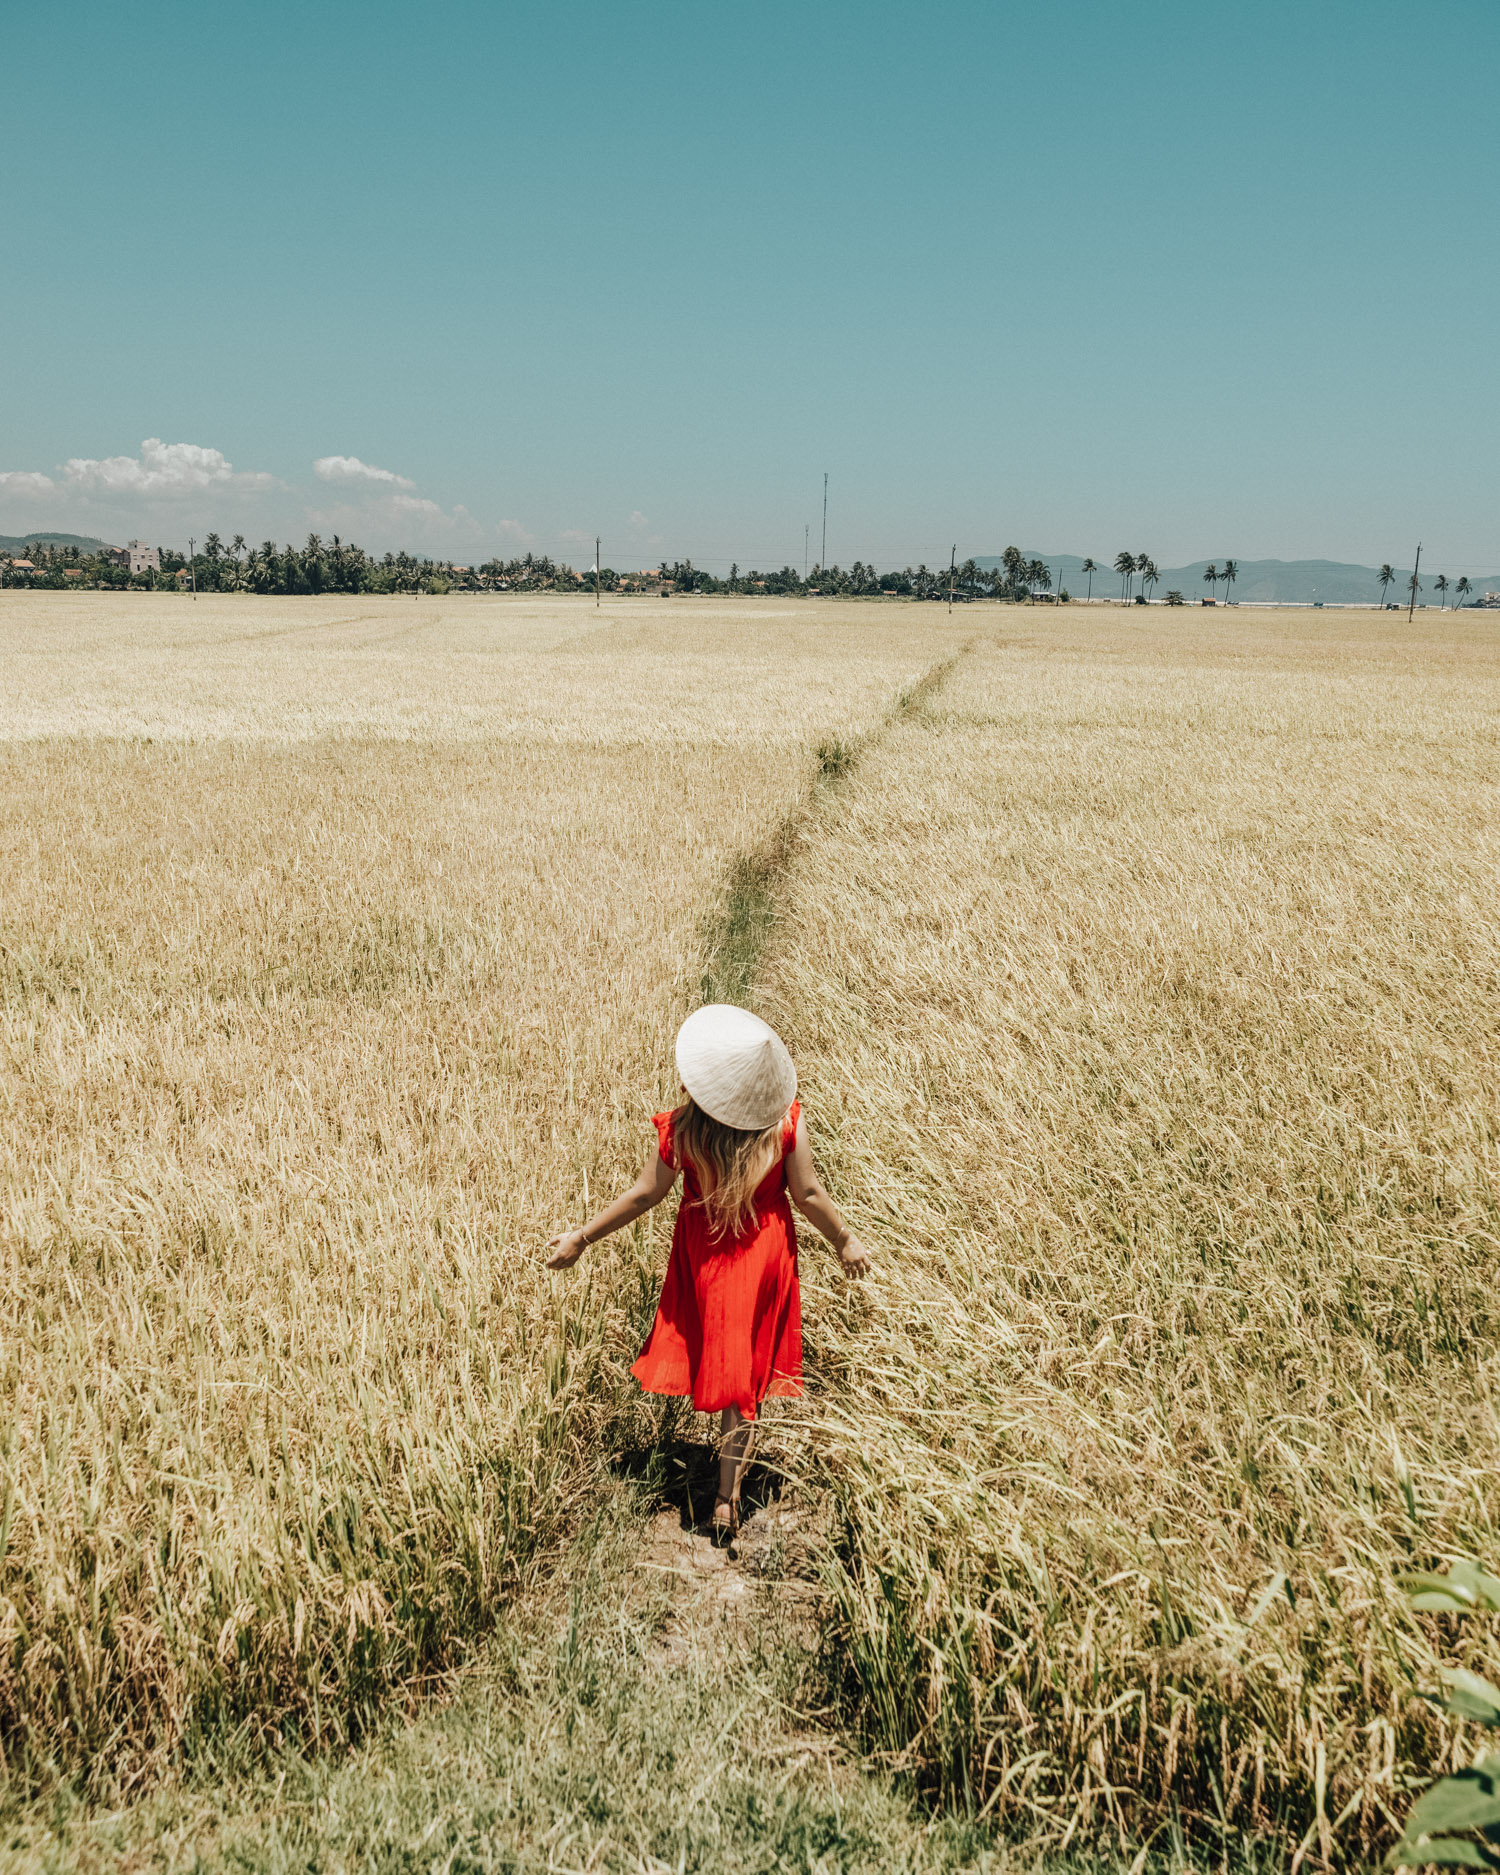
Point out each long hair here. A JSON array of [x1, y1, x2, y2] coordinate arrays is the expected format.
[[672, 1095, 786, 1240]]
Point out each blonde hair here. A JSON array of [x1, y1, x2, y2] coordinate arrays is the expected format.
[[672, 1095, 786, 1240]]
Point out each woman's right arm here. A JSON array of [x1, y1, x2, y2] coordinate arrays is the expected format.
[[544, 1137, 679, 1269]]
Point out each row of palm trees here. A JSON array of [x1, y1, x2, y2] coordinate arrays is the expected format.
[[1376, 564, 1472, 609], [1074, 553, 1238, 604]]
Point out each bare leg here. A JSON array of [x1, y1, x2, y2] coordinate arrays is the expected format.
[[714, 1405, 754, 1536]]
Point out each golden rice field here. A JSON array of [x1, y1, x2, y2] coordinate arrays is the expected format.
[[759, 607, 1500, 1852], [3, 591, 1498, 1866], [0, 592, 965, 1791]]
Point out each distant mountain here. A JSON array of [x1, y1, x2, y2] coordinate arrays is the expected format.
[[976, 553, 1500, 606], [0, 531, 117, 554]]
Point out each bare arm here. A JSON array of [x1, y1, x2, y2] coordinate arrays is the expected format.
[[785, 1113, 871, 1274], [544, 1137, 679, 1270]]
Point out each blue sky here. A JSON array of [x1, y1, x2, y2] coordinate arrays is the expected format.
[[2, 0, 1496, 571]]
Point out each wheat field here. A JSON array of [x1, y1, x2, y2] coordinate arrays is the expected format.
[[758, 607, 1500, 1852], [3, 593, 1496, 1866], [0, 592, 964, 1791]]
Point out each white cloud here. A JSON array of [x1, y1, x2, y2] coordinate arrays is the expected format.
[[629, 510, 648, 528], [313, 454, 416, 490], [306, 456, 481, 550], [0, 437, 487, 556], [61, 437, 274, 498], [0, 440, 276, 535], [0, 471, 57, 499]]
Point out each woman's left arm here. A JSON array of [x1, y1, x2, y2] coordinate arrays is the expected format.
[[785, 1114, 871, 1274]]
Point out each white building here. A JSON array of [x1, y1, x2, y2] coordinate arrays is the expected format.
[[111, 539, 160, 575]]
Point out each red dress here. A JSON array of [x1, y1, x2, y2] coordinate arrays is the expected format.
[[631, 1102, 803, 1419]]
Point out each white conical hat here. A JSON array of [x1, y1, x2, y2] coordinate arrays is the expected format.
[[675, 1004, 797, 1132]]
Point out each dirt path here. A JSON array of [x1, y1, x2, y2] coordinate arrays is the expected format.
[[639, 1498, 806, 1663], [621, 643, 978, 1700]]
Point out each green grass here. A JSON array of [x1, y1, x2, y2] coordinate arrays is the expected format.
[[6, 1478, 1014, 1875], [7, 1476, 1295, 1873], [6, 1473, 1285, 1873]]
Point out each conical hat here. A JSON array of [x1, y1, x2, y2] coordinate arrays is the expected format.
[[675, 1004, 797, 1132]]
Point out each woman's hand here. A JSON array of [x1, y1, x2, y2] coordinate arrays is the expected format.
[[837, 1233, 872, 1276], [544, 1229, 588, 1270]]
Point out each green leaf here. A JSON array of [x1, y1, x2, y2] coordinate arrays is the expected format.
[[1441, 1672, 1500, 1727], [1403, 1772, 1500, 1843], [1450, 1562, 1500, 1612], [1386, 1837, 1500, 1869], [1400, 1564, 1500, 1615], [1403, 1572, 1480, 1611]]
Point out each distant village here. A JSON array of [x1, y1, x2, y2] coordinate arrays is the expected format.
[[0, 536, 684, 596], [0, 535, 1042, 600], [2, 535, 1497, 605]]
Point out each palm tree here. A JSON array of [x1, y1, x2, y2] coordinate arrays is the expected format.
[[1203, 562, 1219, 602], [1141, 558, 1160, 601], [1027, 559, 1052, 601], [1114, 551, 1135, 603], [1081, 556, 1097, 601], [1378, 563, 1395, 608], [1456, 577, 1472, 605], [1407, 570, 1423, 608], [1001, 545, 1025, 599], [1221, 558, 1238, 604], [1434, 574, 1449, 609]]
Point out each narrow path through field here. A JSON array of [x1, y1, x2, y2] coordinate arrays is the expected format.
[[603, 637, 978, 1765]]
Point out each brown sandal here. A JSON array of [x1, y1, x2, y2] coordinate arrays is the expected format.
[[711, 1493, 739, 1544]]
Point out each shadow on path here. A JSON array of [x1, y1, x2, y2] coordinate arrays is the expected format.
[[611, 1431, 785, 1535]]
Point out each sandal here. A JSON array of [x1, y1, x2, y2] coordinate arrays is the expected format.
[[711, 1493, 740, 1544]]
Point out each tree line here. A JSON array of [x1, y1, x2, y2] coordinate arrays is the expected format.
[[3, 534, 1484, 606], [1, 535, 472, 594], [0, 536, 1074, 600], [657, 551, 1060, 598]]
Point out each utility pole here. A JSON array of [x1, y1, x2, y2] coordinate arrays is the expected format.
[[188, 536, 197, 600], [804, 525, 809, 581], [1408, 541, 1422, 622], [821, 473, 827, 571], [595, 536, 601, 609], [947, 543, 956, 614]]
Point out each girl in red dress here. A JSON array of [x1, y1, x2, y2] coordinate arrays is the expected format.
[[545, 1005, 870, 1538]]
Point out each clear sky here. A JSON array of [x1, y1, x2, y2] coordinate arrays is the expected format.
[[2, 0, 1496, 572]]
